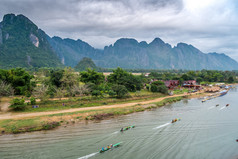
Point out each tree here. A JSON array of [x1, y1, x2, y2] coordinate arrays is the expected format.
[[0, 80, 14, 97], [80, 69, 105, 85], [32, 84, 49, 102], [118, 74, 143, 92], [150, 81, 168, 94], [111, 84, 129, 98], [196, 77, 203, 84], [50, 69, 64, 87], [60, 67, 78, 89], [107, 67, 129, 84], [7, 68, 33, 95], [228, 76, 234, 83]]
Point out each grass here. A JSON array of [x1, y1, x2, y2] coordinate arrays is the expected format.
[[0, 96, 184, 134], [21, 92, 166, 112]]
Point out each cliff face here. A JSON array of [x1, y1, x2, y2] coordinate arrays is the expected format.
[[0, 14, 62, 68]]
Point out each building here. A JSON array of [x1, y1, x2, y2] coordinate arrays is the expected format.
[[163, 80, 180, 89], [183, 80, 201, 89]]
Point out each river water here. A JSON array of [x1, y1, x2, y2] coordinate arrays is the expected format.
[[0, 87, 238, 159]]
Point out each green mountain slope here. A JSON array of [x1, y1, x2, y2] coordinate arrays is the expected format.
[[74, 57, 97, 71], [0, 14, 63, 69]]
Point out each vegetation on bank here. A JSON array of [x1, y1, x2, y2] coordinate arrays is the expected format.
[[0, 67, 237, 112], [0, 96, 184, 134]]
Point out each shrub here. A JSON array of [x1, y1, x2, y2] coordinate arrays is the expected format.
[[30, 97, 36, 105], [112, 84, 129, 98], [108, 90, 116, 97], [10, 98, 26, 111], [91, 90, 102, 97]]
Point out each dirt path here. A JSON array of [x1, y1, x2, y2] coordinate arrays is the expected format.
[[0, 93, 197, 120]]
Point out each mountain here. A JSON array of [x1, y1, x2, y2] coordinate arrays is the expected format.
[[47, 36, 102, 67], [0, 13, 237, 70], [50, 36, 238, 70], [75, 57, 97, 71], [0, 14, 63, 68]]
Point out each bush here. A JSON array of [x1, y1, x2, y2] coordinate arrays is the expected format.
[[10, 98, 26, 111], [91, 90, 102, 97], [108, 90, 116, 97], [112, 84, 129, 98], [30, 97, 36, 105], [151, 84, 158, 92]]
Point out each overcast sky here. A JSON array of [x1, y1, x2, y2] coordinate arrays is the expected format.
[[1, 0, 238, 61]]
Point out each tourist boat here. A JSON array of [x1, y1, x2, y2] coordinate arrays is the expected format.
[[99, 143, 121, 153], [120, 125, 135, 132], [171, 118, 181, 123], [219, 90, 228, 96]]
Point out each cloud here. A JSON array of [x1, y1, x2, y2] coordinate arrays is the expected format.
[[0, 0, 238, 61]]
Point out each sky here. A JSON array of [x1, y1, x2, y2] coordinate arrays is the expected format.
[[0, 0, 238, 61]]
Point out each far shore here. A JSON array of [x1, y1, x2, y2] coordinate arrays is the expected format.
[[0, 90, 213, 135]]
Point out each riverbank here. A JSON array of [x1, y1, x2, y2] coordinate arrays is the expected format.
[[0, 96, 185, 134], [0, 90, 210, 134]]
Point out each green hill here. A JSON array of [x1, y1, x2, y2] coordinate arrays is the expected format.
[[75, 57, 97, 71], [0, 14, 63, 69]]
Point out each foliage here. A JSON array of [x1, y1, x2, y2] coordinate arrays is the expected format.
[[32, 84, 49, 102], [108, 67, 143, 92], [91, 90, 102, 97], [111, 84, 129, 98], [10, 97, 26, 110], [80, 69, 105, 85], [0, 80, 14, 96], [30, 97, 36, 105], [150, 81, 168, 94], [50, 69, 64, 87]]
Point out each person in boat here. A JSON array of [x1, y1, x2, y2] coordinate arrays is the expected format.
[[226, 104, 229, 107], [102, 147, 104, 151], [107, 145, 110, 149], [110, 144, 113, 148], [171, 119, 175, 123], [120, 128, 123, 132]]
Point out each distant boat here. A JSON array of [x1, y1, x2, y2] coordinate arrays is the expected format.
[[219, 90, 228, 96]]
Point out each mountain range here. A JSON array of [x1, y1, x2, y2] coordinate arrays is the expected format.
[[0, 13, 238, 70]]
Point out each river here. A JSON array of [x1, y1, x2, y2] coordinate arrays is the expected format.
[[0, 87, 238, 159]]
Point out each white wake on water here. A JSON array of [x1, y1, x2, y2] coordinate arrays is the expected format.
[[78, 152, 99, 159], [153, 122, 171, 129], [208, 106, 215, 110], [219, 106, 226, 110]]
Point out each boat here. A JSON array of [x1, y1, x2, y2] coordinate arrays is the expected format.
[[171, 118, 181, 123], [226, 104, 229, 107], [99, 142, 121, 153], [219, 90, 228, 96], [120, 125, 135, 132]]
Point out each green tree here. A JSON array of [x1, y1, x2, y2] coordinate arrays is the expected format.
[[228, 76, 234, 83], [80, 69, 105, 85], [50, 69, 64, 87], [7, 68, 33, 95], [111, 84, 129, 98], [107, 67, 129, 84]]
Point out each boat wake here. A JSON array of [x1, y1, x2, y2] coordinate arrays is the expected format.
[[219, 106, 226, 110], [111, 131, 119, 134], [208, 106, 215, 110], [78, 152, 99, 159], [153, 122, 171, 129]]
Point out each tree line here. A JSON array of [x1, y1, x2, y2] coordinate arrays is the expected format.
[[0, 67, 237, 101]]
